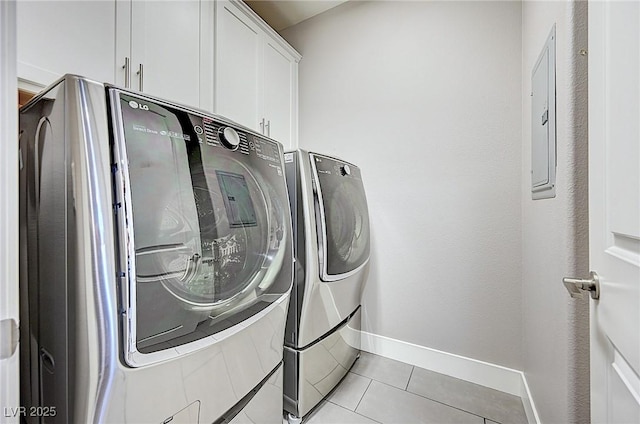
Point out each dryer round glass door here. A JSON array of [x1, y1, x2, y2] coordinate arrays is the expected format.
[[325, 179, 368, 267], [114, 92, 292, 359], [310, 154, 370, 280]]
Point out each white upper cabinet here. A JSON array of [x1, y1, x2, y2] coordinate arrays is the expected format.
[[263, 40, 295, 147], [116, 0, 213, 110], [215, 0, 300, 149], [16, 0, 297, 143], [17, 1, 117, 88], [215, 2, 261, 130]]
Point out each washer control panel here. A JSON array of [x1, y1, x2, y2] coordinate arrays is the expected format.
[[218, 126, 240, 150]]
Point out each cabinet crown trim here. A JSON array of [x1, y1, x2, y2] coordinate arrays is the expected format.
[[229, 0, 301, 62]]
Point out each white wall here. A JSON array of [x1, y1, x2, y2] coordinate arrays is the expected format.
[[282, 1, 524, 369], [521, 1, 589, 423]]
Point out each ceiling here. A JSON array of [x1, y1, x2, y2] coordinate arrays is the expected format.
[[244, 0, 348, 31]]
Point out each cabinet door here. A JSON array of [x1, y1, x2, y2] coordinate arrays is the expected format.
[[131, 0, 201, 107], [17, 1, 116, 87], [115, 0, 131, 88], [263, 40, 295, 149], [215, 1, 261, 131]]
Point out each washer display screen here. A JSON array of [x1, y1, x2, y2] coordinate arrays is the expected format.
[[217, 171, 258, 227]]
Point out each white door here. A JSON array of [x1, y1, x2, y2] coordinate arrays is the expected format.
[[589, 1, 640, 422]]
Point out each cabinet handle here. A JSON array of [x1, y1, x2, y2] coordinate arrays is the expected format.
[[259, 118, 265, 134], [265, 120, 271, 137], [122, 57, 130, 88], [136, 63, 144, 91]]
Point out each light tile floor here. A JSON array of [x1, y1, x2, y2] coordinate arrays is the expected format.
[[304, 352, 528, 424]]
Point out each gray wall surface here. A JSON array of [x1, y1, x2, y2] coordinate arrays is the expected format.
[[282, 0, 524, 370], [521, 2, 589, 423]]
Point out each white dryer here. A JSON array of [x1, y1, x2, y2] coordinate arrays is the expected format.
[[283, 150, 370, 420]]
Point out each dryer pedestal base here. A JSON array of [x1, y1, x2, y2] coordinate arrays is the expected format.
[[283, 307, 361, 419], [226, 363, 283, 424]]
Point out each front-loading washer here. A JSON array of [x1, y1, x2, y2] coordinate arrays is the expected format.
[[282, 149, 370, 420], [18, 75, 292, 423]]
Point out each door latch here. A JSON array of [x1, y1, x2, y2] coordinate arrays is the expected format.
[[563, 271, 600, 299]]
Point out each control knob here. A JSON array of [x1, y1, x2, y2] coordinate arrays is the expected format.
[[340, 164, 351, 176], [218, 126, 240, 150]]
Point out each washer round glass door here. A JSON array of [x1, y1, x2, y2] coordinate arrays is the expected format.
[[116, 92, 292, 357], [310, 153, 370, 281]]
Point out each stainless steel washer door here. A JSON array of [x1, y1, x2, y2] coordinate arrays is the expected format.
[[112, 91, 292, 365], [134, 164, 270, 308]]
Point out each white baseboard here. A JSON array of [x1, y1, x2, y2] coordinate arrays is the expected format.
[[519, 374, 541, 424], [360, 331, 541, 424]]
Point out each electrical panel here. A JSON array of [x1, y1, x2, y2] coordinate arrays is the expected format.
[[531, 26, 557, 200]]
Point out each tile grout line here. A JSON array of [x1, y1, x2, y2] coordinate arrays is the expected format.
[[373, 378, 490, 422], [405, 365, 415, 391], [353, 407, 383, 424], [328, 395, 383, 424], [403, 373, 521, 423], [353, 377, 373, 413], [346, 354, 519, 423]]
